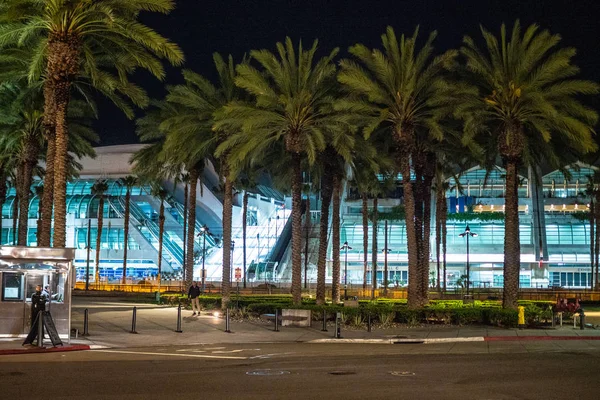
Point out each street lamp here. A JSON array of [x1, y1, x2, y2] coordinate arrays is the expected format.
[[340, 241, 353, 300], [383, 220, 392, 296], [230, 240, 235, 283], [459, 225, 478, 296], [197, 225, 210, 293]]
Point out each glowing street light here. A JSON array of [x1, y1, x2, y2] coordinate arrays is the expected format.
[[340, 241, 353, 299], [459, 225, 478, 295]]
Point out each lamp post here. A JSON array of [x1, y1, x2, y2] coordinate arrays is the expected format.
[[340, 241, 352, 300], [459, 225, 478, 295], [230, 240, 235, 283], [198, 225, 209, 293]]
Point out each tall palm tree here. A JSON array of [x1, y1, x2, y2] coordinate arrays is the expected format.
[[92, 179, 108, 285], [456, 21, 599, 308], [119, 175, 138, 284], [216, 38, 350, 305], [338, 27, 457, 308], [0, 0, 184, 248], [151, 184, 169, 288], [161, 54, 247, 308]]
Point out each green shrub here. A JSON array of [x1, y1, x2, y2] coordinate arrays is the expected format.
[[484, 308, 518, 327], [451, 308, 484, 325]]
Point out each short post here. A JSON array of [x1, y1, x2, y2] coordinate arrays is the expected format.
[[175, 304, 183, 333], [36, 311, 44, 347], [518, 306, 525, 329], [321, 311, 327, 332], [367, 313, 372, 333], [82, 308, 89, 336], [551, 311, 555, 328], [559, 312, 563, 327], [579, 308, 585, 330], [225, 308, 231, 333], [334, 312, 342, 339], [130, 306, 138, 334], [274, 309, 280, 332]]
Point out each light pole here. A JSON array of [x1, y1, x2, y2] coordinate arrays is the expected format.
[[198, 225, 209, 293], [230, 240, 235, 283], [459, 225, 478, 296], [340, 241, 352, 299]]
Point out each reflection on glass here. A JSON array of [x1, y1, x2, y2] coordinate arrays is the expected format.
[[2, 273, 24, 301]]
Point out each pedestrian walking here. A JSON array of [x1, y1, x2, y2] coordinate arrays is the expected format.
[[188, 281, 201, 316]]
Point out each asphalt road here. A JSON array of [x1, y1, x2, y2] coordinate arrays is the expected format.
[[2, 343, 600, 399]]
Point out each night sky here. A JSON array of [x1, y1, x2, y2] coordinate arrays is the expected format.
[[96, 0, 600, 146]]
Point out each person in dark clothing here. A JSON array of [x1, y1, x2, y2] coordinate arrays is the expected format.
[[188, 281, 201, 316], [23, 285, 47, 346], [31, 285, 47, 325]]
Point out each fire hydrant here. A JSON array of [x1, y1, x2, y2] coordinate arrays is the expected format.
[[518, 306, 525, 329]]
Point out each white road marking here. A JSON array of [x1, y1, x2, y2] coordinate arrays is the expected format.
[[93, 349, 248, 359]]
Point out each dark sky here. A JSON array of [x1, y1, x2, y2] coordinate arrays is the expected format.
[[96, 0, 600, 146]]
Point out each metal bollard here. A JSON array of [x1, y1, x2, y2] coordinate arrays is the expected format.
[[225, 308, 231, 333], [334, 312, 342, 339], [37, 311, 44, 347], [579, 308, 585, 330], [274, 309, 280, 332], [82, 308, 89, 336], [175, 304, 183, 333], [130, 306, 138, 334], [321, 311, 327, 332], [551, 312, 555, 329], [367, 313, 372, 333]]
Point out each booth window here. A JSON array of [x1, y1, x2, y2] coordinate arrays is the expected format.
[[2, 273, 24, 301]]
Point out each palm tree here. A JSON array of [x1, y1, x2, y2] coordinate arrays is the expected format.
[[161, 54, 248, 308], [119, 176, 138, 284], [216, 38, 350, 305], [0, 0, 184, 248], [456, 21, 599, 308], [91, 179, 108, 285], [315, 153, 335, 305], [151, 184, 169, 289], [338, 26, 457, 308]]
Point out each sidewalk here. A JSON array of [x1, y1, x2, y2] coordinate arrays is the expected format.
[[2, 298, 600, 355]]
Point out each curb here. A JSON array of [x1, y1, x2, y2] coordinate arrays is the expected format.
[[484, 336, 600, 341], [0, 344, 91, 356], [308, 337, 485, 344]]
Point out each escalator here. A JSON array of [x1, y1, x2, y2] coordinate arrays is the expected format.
[[108, 197, 184, 268]]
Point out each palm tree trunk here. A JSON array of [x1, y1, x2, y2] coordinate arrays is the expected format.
[[291, 153, 303, 305], [95, 196, 104, 285], [362, 193, 368, 290], [158, 199, 165, 285], [316, 170, 333, 305], [243, 190, 248, 289], [502, 160, 521, 309], [0, 171, 7, 245], [185, 169, 199, 290], [49, 37, 80, 249], [400, 153, 419, 309], [442, 193, 448, 293], [182, 182, 188, 284], [122, 189, 131, 284], [371, 196, 378, 298], [12, 190, 18, 245], [419, 172, 433, 306], [304, 193, 310, 289], [590, 201, 595, 290], [593, 191, 600, 290], [39, 81, 56, 248], [52, 95, 71, 248], [221, 165, 234, 310], [18, 162, 33, 246], [331, 174, 341, 304], [435, 186, 442, 293]]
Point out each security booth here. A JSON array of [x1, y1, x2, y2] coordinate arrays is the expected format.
[[0, 247, 75, 340]]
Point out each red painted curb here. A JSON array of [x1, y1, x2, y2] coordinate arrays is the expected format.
[[485, 336, 600, 341], [0, 344, 91, 356]]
